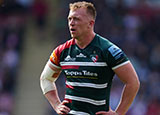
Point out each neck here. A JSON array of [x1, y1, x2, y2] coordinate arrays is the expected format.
[[75, 32, 95, 49]]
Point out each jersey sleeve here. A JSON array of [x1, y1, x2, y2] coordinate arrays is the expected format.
[[106, 44, 129, 70], [49, 47, 61, 68]]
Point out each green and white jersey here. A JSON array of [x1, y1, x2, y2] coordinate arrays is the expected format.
[[50, 34, 129, 115]]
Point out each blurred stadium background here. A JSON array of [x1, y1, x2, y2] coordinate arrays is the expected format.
[[0, 0, 160, 115]]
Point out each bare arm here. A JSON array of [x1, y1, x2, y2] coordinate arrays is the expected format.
[[96, 62, 140, 115], [45, 85, 61, 110], [45, 87, 70, 114], [114, 62, 140, 115], [40, 61, 70, 114]]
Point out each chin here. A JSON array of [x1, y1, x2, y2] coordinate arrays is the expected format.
[[71, 35, 77, 39]]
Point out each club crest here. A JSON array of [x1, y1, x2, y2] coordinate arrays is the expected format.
[[91, 55, 98, 62]]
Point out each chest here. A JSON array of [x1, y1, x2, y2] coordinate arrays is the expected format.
[[60, 45, 114, 82], [60, 45, 104, 63]]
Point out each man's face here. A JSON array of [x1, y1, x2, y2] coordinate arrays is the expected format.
[[68, 8, 92, 39]]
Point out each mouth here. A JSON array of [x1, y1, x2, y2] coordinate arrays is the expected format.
[[70, 28, 76, 33]]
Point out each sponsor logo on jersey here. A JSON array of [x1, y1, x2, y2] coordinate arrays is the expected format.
[[76, 53, 87, 58], [64, 55, 76, 61], [64, 70, 98, 77], [50, 51, 59, 65], [108, 45, 122, 60], [52, 56, 55, 62]]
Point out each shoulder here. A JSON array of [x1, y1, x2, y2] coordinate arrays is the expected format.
[[56, 39, 75, 51], [95, 34, 125, 58], [94, 34, 113, 51], [50, 39, 75, 66], [54, 39, 75, 55]]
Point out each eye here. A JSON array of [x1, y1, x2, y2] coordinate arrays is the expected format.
[[74, 17, 80, 21], [68, 17, 72, 21]]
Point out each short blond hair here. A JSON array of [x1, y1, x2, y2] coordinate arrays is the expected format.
[[69, 1, 97, 20]]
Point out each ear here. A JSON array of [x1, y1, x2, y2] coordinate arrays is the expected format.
[[89, 20, 95, 28]]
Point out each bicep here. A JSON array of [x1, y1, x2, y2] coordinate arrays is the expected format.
[[113, 62, 139, 84]]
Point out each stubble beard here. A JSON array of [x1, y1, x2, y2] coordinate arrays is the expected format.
[[71, 33, 78, 40]]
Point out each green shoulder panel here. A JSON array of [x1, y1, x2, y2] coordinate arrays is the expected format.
[[94, 34, 129, 69]]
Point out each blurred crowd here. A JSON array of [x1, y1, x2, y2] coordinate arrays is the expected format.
[[0, 1, 26, 115], [0, 0, 48, 114]]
